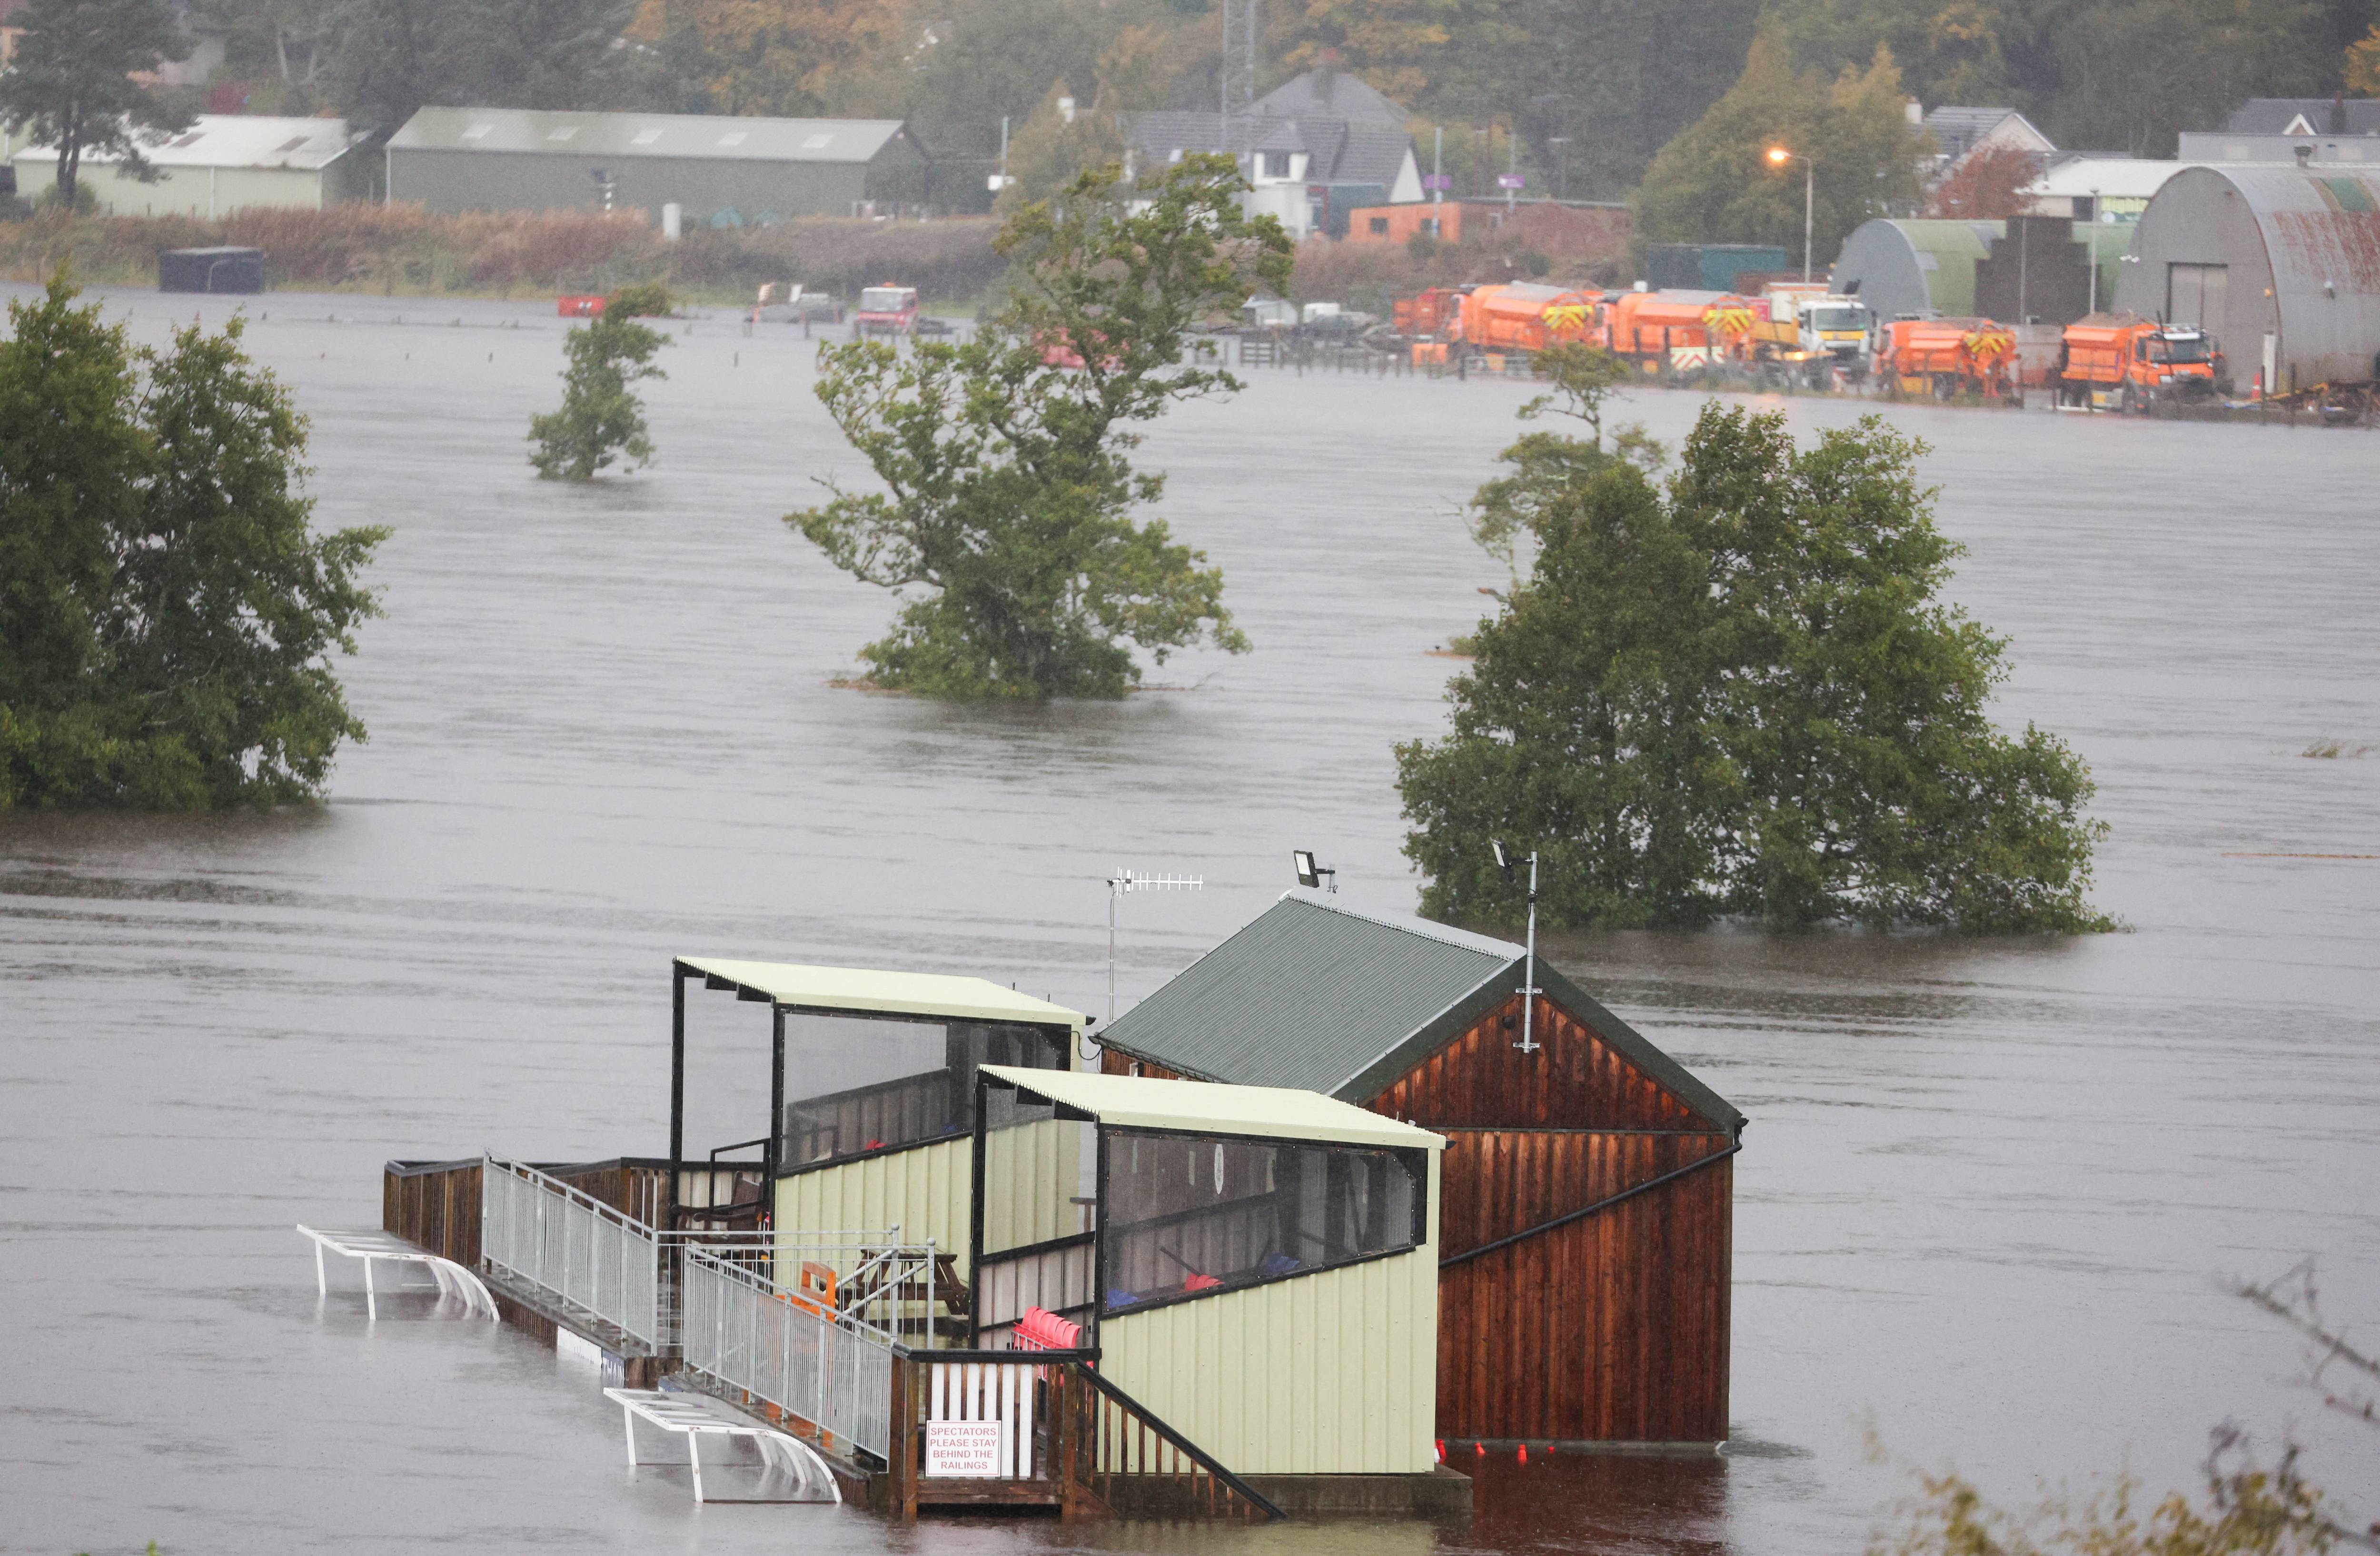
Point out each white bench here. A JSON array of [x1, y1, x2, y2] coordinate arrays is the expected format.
[[604, 1388, 842, 1504], [295, 1226, 498, 1321]]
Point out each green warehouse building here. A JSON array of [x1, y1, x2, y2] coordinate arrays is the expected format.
[[385, 107, 930, 224]]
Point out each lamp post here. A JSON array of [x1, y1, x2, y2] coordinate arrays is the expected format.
[[1767, 145, 1814, 283]]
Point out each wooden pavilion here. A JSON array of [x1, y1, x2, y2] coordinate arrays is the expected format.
[[1092, 889, 1744, 1449]]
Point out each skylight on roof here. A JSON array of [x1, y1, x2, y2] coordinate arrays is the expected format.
[[719, 131, 749, 146], [632, 128, 664, 145], [274, 136, 310, 153], [168, 131, 205, 149], [547, 127, 579, 141], [461, 124, 492, 140], [803, 132, 833, 149]]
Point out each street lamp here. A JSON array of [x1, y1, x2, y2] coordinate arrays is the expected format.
[[1767, 145, 1814, 283]]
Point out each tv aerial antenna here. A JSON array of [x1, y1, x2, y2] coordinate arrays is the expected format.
[[1105, 868, 1203, 1027], [1492, 840, 1541, 1054]]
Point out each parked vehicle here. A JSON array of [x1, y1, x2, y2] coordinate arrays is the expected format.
[[2055, 312, 2220, 409], [1453, 282, 1603, 355], [852, 283, 921, 339], [1749, 285, 1875, 384], [1881, 317, 2018, 398], [1391, 285, 1468, 340], [1605, 289, 1748, 374]]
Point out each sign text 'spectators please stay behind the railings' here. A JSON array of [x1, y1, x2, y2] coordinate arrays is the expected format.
[[924, 1421, 1005, 1477]]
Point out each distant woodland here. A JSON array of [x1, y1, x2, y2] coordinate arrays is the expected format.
[[202, 0, 2380, 198]]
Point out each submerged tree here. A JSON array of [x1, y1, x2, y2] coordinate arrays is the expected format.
[[529, 283, 673, 481], [1398, 402, 2109, 933], [0, 274, 386, 809], [789, 153, 1290, 700]]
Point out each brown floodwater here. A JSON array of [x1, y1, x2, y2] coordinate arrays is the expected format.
[[1, 287, 2375, 1555]]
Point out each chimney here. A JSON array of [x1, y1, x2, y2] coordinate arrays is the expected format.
[[1905, 98, 1923, 126], [2295, 143, 2313, 167]]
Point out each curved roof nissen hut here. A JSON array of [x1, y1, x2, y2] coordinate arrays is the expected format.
[[1830, 218, 2005, 319], [2114, 164, 2380, 391]]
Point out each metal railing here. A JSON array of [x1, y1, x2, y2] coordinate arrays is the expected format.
[[681, 1246, 897, 1461], [483, 1156, 672, 1350]]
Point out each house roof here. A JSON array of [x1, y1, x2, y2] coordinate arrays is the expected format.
[[1924, 107, 2054, 162], [2221, 99, 2380, 137], [1093, 890, 1744, 1131], [388, 107, 913, 163], [2023, 157, 2195, 200], [676, 956, 1084, 1028], [1125, 111, 1414, 185], [11, 114, 358, 171], [982, 1064, 1445, 1151], [1252, 69, 1409, 129]]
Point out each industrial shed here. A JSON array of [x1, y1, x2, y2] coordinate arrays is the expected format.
[[1094, 890, 1743, 1448], [1830, 217, 2004, 319], [2115, 164, 2380, 392], [385, 107, 929, 222], [11, 115, 361, 216]]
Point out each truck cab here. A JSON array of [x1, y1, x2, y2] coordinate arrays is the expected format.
[[852, 284, 921, 339], [1752, 286, 1874, 384], [2056, 314, 2220, 409]]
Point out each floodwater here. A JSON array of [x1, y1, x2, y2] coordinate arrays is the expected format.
[[2, 287, 2376, 1556]]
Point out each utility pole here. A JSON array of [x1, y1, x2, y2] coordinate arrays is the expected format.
[[2087, 188, 2100, 315], [1801, 156, 1813, 282], [1433, 125, 1443, 216], [1219, 0, 1257, 173], [1492, 842, 1541, 1054], [1506, 122, 1518, 215]]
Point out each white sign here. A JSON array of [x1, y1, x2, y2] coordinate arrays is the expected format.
[[924, 1420, 1005, 1477]]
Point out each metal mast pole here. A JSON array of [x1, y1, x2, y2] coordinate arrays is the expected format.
[[1802, 159, 1814, 283], [1220, 0, 1257, 173], [1518, 852, 1541, 1054]]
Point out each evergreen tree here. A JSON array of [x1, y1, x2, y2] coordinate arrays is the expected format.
[[0, 275, 386, 809], [1398, 402, 2108, 934], [0, 0, 193, 206]]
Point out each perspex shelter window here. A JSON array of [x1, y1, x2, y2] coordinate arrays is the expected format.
[[1100, 1130, 1426, 1315], [777, 1016, 1064, 1172]]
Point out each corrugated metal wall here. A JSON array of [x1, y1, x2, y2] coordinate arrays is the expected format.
[[774, 1138, 972, 1259], [1099, 1154, 1439, 1476], [980, 1118, 1082, 1254]]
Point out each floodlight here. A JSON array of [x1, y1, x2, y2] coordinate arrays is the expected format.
[[1293, 850, 1321, 888], [1492, 839, 1514, 883]]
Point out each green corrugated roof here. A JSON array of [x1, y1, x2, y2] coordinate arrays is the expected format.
[[388, 107, 912, 164], [1892, 219, 2003, 315], [1097, 892, 1743, 1133]]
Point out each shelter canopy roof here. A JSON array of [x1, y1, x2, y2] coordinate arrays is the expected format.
[[981, 1064, 1444, 1150], [676, 955, 1083, 1029]]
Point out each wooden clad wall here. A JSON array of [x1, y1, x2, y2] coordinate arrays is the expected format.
[[1382, 990, 1736, 1446], [1435, 1131, 1731, 1443], [1372, 994, 1720, 1131], [384, 1160, 482, 1266]]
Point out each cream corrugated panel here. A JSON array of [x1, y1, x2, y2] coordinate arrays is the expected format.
[[774, 1139, 972, 1260], [980, 1119, 1081, 1253], [1100, 1245, 1437, 1472]]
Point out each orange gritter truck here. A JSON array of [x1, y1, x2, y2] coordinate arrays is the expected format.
[[1604, 289, 1751, 373], [2054, 312, 2220, 410], [1880, 317, 2018, 398], [1453, 281, 1605, 354]]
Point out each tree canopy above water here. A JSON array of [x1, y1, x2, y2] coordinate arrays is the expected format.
[[1398, 399, 2110, 934], [0, 275, 385, 809]]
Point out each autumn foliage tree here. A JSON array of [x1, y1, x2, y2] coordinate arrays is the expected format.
[[1926, 144, 2044, 219]]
